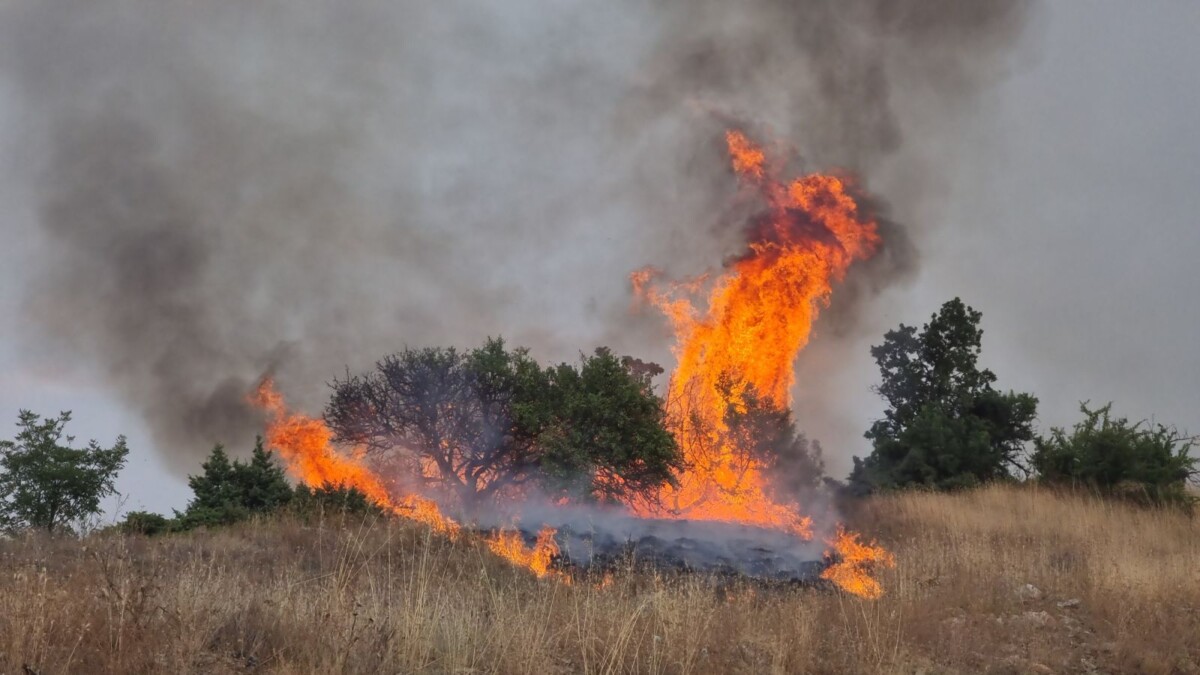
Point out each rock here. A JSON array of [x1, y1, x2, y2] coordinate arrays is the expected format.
[[1017, 583, 1043, 601], [1030, 664, 1055, 674], [1057, 598, 1081, 609]]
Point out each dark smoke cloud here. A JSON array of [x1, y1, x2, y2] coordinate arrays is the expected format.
[[1, 0, 1033, 473], [614, 0, 1034, 465]]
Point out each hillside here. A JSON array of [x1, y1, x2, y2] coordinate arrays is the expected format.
[[2, 485, 1196, 674]]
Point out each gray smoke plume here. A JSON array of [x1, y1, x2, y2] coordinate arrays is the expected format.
[[0, 0, 1033, 474]]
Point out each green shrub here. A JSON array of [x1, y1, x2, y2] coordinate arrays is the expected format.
[[290, 482, 388, 519], [1033, 402, 1198, 506], [120, 510, 174, 535]]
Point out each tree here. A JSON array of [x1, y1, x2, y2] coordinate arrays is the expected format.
[[720, 380, 826, 503], [176, 438, 294, 529], [853, 299, 1038, 491], [538, 347, 680, 502], [325, 337, 681, 511], [0, 410, 129, 535], [1032, 402, 1198, 505]]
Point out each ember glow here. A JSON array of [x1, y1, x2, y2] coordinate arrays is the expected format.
[[631, 130, 894, 595]]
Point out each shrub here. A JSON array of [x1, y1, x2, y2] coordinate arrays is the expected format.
[[175, 438, 294, 530], [290, 482, 388, 519], [120, 510, 173, 536], [1033, 402, 1198, 506]]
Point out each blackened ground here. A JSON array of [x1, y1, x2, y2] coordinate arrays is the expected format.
[[504, 517, 830, 583]]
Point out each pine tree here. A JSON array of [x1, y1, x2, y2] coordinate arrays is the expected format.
[[176, 437, 294, 529]]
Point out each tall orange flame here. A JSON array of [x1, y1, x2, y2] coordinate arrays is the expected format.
[[246, 130, 895, 596], [632, 130, 894, 595]]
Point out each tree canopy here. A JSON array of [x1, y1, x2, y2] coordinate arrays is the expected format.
[[0, 410, 128, 534], [176, 438, 293, 529], [852, 298, 1038, 492], [325, 338, 681, 510]]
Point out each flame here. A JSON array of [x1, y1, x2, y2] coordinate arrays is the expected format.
[[245, 129, 896, 597], [725, 129, 766, 180], [252, 380, 564, 579], [631, 130, 894, 596], [821, 526, 896, 599], [632, 130, 877, 533], [251, 379, 461, 536], [486, 526, 562, 580]]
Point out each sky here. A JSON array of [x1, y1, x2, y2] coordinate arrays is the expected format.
[[0, 1, 1197, 518]]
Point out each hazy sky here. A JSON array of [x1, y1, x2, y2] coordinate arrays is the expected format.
[[1, 1, 1197, 518]]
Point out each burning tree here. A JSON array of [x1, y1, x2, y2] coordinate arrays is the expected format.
[[248, 129, 897, 597], [324, 338, 681, 511]]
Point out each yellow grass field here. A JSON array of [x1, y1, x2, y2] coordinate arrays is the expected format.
[[2, 485, 1197, 674]]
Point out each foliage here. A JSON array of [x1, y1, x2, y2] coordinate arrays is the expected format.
[[121, 510, 172, 536], [1033, 402, 1198, 506], [852, 298, 1038, 492], [0, 410, 129, 535], [174, 438, 294, 530], [538, 347, 680, 502], [720, 380, 825, 503], [325, 337, 681, 510], [291, 482, 388, 518]]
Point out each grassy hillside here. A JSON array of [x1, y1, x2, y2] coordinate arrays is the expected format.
[[2, 485, 1197, 674]]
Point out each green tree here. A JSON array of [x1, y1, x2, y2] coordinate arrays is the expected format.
[[0, 410, 129, 534], [720, 379, 825, 503], [539, 347, 680, 502], [234, 438, 294, 512], [1032, 402, 1198, 505], [853, 299, 1038, 492], [176, 437, 294, 529], [325, 337, 681, 511]]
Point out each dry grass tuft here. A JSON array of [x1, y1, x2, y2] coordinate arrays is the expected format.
[[1, 485, 1196, 674]]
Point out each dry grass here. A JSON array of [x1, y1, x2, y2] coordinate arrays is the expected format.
[[1, 485, 1197, 674]]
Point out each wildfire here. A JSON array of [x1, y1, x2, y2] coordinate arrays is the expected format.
[[245, 129, 896, 597], [486, 526, 562, 579], [821, 526, 896, 600], [252, 379, 566, 578], [632, 130, 894, 595], [251, 379, 461, 536]]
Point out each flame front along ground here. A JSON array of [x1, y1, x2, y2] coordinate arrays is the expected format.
[[252, 378, 564, 576]]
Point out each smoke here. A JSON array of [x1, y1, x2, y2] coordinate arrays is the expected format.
[[0, 0, 1033, 473]]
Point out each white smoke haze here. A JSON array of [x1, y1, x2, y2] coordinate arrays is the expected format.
[[0, 0, 1035, 477]]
